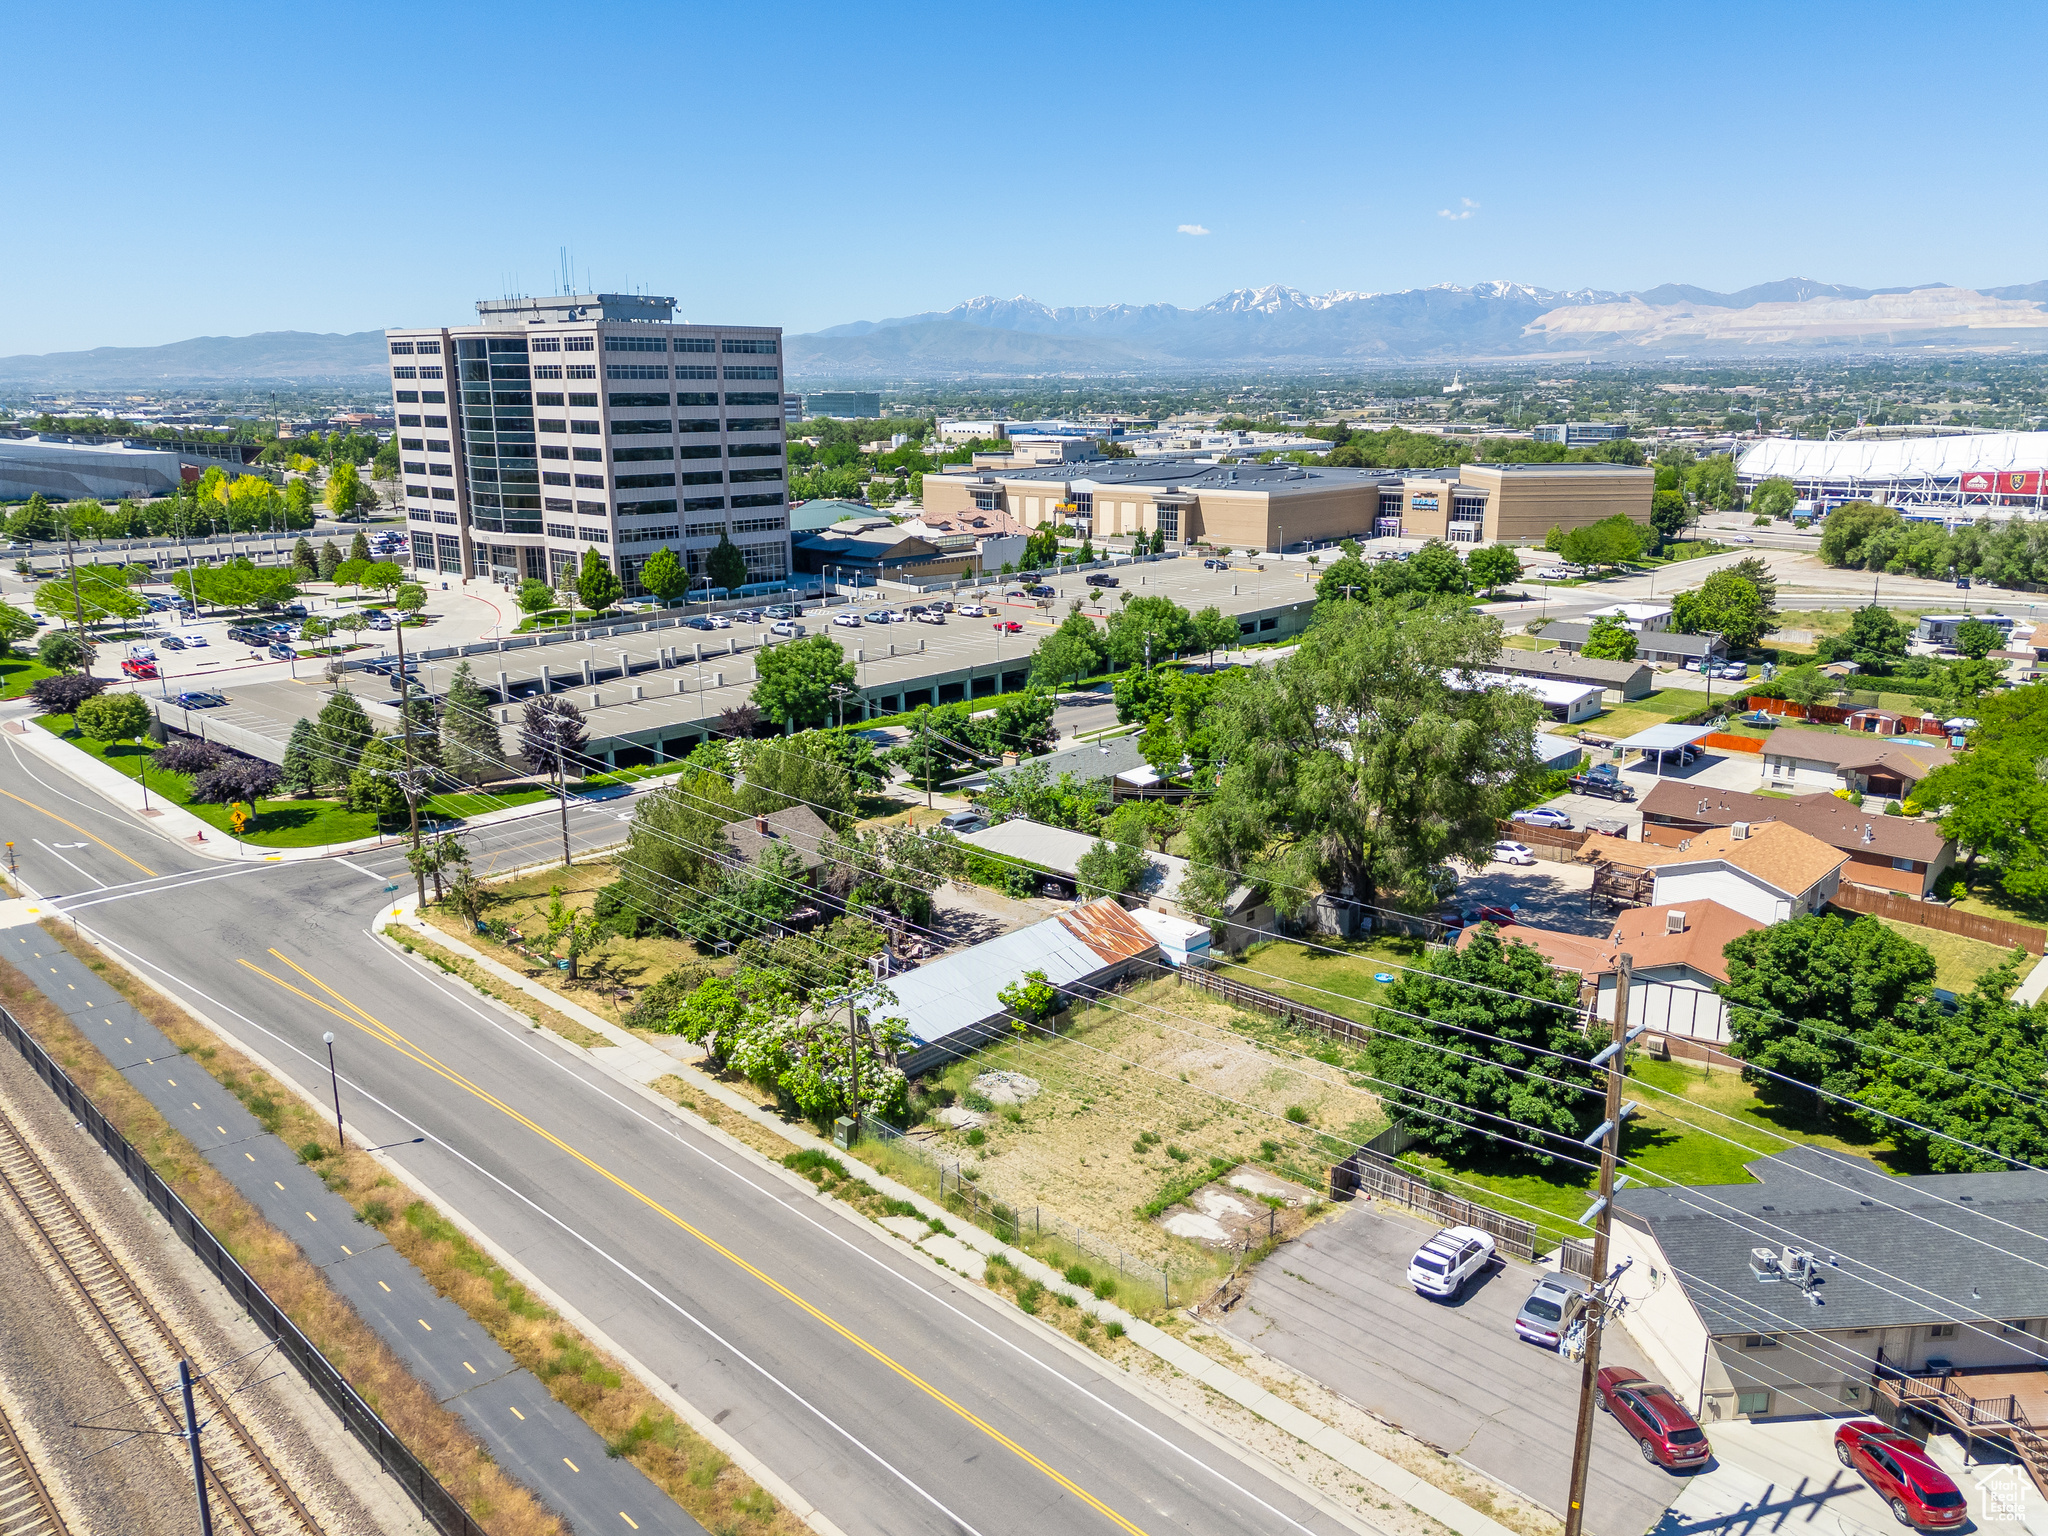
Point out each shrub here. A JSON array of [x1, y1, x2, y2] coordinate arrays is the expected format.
[[1063, 1263, 1094, 1288], [357, 1199, 393, 1226], [297, 1140, 328, 1162], [964, 1128, 986, 1147], [1093, 1276, 1118, 1300], [593, 878, 649, 938], [28, 673, 106, 715], [1104, 1320, 1126, 1338], [1259, 1139, 1282, 1159], [1901, 798, 1923, 817], [1284, 1104, 1310, 1124], [153, 738, 227, 774]]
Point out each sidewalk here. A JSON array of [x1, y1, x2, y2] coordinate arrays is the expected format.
[[384, 903, 1526, 1536]]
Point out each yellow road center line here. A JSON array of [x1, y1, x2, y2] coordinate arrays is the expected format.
[[242, 949, 1153, 1536], [0, 787, 156, 875]]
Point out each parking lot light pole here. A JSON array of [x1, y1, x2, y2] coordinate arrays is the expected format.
[[1562, 955, 1634, 1536]]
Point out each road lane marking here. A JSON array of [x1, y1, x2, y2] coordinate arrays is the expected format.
[[0, 787, 156, 875], [245, 949, 1155, 1536], [35, 839, 105, 888], [509, 1405, 525, 1420], [563, 1458, 579, 1473], [418, 1318, 431, 1331], [333, 858, 385, 881]]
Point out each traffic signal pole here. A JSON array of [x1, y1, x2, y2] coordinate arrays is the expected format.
[[1562, 953, 1633, 1536]]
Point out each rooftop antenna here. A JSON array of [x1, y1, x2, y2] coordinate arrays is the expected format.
[[560, 246, 570, 296]]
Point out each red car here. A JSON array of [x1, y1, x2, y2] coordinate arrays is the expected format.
[[120, 658, 160, 679], [1596, 1367, 1711, 1469], [1834, 1419, 1968, 1529], [991, 620, 1024, 634]]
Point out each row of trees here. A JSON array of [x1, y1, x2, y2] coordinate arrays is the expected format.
[[1818, 500, 2048, 587]]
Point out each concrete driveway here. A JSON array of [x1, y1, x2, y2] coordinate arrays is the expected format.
[[1219, 1199, 1692, 1536]]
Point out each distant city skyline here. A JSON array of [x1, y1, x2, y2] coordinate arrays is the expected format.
[[9, 0, 2048, 355]]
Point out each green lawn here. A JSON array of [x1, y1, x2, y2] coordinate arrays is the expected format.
[[1874, 917, 2028, 994], [35, 716, 557, 848], [1587, 688, 1718, 738], [0, 656, 59, 700]]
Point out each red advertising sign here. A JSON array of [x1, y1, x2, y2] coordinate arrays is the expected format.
[[1960, 469, 2045, 495], [1961, 470, 1998, 493]]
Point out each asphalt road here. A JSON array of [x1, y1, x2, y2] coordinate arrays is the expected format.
[[1217, 1202, 1687, 1536], [0, 733, 1364, 1536]]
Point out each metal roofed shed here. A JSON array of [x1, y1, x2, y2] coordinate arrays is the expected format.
[[955, 818, 1192, 909], [1616, 723, 1715, 755], [887, 900, 1162, 1075]]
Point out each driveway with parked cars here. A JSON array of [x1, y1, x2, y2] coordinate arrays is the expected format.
[[1218, 1200, 1684, 1536]]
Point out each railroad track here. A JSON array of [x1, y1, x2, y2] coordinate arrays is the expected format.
[[0, 1114, 319, 1536], [0, 1392, 64, 1536]]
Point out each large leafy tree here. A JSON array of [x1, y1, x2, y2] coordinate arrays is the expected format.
[[280, 717, 322, 796], [737, 733, 859, 829], [1560, 515, 1649, 570], [575, 548, 621, 614], [989, 688, 1056, 756], [1649, 489, 1691, 546], [36, 565, 146, 628], [324, 461, 364, 519], [1580, 616, 1638, 661], [1918, 685, 2048, 901], [1721, 912, 1937, 1107], [1955, 619, 2003, 661], [752, 634, 856, 730], [1366, 926, 1599, 1165], [439, 661, 501, 785], [617, 767, 745, 933], [0, 605, 38, 659], [1821, 603, 1909, 675], [707, 533, 748, 593], [1670, 566, 1774, 651], [1103, 595, 1194, 667], [1029, 610, 1107, 688], [314, 687, 374, 778], [1818, 502, 1899, 568], [639, 545, 688, 605], [1406, 539, 1471, 596], [1181, 599, 1541, 923], [1466, 544, 1522, 594], [1748, 476, 1797, 519]]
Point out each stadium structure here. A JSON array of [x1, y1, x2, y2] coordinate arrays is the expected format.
[[1736, 431, 2048, 523]]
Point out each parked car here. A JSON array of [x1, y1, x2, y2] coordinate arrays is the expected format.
[[1463, 904, 1519, 926], [913, 610, 945, 624], [864, 609, 893, 625], [706, 614, 732, 629], [184, 633, 208, 648], [1024, 584, 1055, 598], [769, 620, 805, 637], [1717, 662, 1749, 680], [127, 646, 157, 661], [227, 625, 271, 646], [1533, 566, 1574, 580], [159, 634, 186, 650], [765, 604, 796, 619], [938, 809, 987, 834], [992, 620, 1024, 634], [368, 614, 393, 631], [1407, 1226, 1496, 1298], [1203, 558, 1230, 570], [1834, 1419, 1967, 1528], [1514, 1272, 1588, 1348], [957, 603, 986, 618], [1493, 840, 1536, 866], [119, 657, 159, 679], [685, 616, 715, 631], [1597, 1368, 1712, 1470], [269, 642, 297, 659], [1511, 807, 1573, 829], [1085, 572, 1120, 588], [733, 608, 764, 624], [831, 612, 863, 629], [173, 690, 226, 708]]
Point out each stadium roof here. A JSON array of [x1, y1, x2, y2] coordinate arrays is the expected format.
[[1737, 430, 2048, 481]]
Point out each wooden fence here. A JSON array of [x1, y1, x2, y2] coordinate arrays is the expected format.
[[1742, 695, 1950, 737], [1332, 1145, 1539, 1260], [1179, 965, 1378, 1046], [1830, 885, 2047, 956], [1499, 820, 1594, 862]]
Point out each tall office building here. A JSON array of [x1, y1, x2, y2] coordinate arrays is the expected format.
[[384, 294, 791, 598]]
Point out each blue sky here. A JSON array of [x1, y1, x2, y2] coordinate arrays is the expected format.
[[8, 0, 2048, 354]]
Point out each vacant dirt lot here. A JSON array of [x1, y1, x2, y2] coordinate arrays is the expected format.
[[915, 976, 1386, 1265]]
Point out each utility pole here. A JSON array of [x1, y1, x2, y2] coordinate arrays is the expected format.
[[1562, 954, 1635, 1536], [392, 611, 426, 904], [323, 1032, 344, 1152], [178, 1357, 216, 1536]]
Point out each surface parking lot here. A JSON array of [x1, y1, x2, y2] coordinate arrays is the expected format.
[[1219, 1200, 1686, 1536]]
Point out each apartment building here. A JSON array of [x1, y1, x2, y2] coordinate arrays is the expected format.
[[385, 293, 791, 598]]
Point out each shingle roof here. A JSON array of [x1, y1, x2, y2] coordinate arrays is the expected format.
[[957, 818, 1190, 905], [1543, 622, 1725, 657], [1614, 1146, 2048, 1335], [1765, 727, 1954, 780], [1462, 901, 1760, 983], [949, 732, 1150, 790], [1640, 781, 1950, 864], [1489, 650, 1652, 688], [1606, 820, 1847, 898], [717, 804, 834, 875]]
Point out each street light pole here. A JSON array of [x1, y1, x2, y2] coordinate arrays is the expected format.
[[323, 1031, 343, 1151]]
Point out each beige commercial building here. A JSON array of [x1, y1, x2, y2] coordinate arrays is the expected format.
[[922, 456, 1650, 551]]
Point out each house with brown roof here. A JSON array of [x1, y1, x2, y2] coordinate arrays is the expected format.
[[1757, 727, 1953, 802], [1639, 782, 1956, 899], [716, 805, 835, 884], [1597, 820, 1847, 927], [1462, 900, 1763, 1043], [1488, 647, 1657, 702]]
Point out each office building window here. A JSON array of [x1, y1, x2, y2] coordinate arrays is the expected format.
[[726, 416, 781, 432], [721, 339, 778, 354], [619, 525, 680, 544], [545, 523, 574, 541], [564, 336, 593, 352], [732, 516, 785, 534], [612, 446, 671, 462], [418, 367, 443, 380], [605, 336, 667, 352], [733, 492, 784, 509], [684, 496, 726, 513], [606, 363, 668, 380], [679, 470, 723, 485], [615, 473, 676, 489], [677, 418, 720, 434], [685, 521, 725, 538], [543, 472, 570, 486], [544, 498, 572, 512], [390, 341, 415, 355], [676, 365, 716, 380], [538, 419, 566, 433], [676, 391, 718, 406], [676, 337, 715, 353], [566, 364, 595, 379], [574, 447, 607, 461], [398, 414, 421, 427], [610, 418, 672, 435], [729, 443, 780, 458], [740, 543, 787, 581], [1157, 506, 1179, 542], [533, 365, 563, 379], [619, 498, 677, 517], [401, 438, 423, 451], [575, 500, 605, 516], [541, 445, 568, 460], [410, 531, 435, 566], [393, 366, 417, 380], [574, 474, 606, 489], [973, 491, 997, 511], [434, 510, 458, 525], [725, 391, 779, 406], [424, 415, 448, 428], [609, 392, 671, 408], [427, 439, 449, 452], [723, 365, 779, 381], [403, 461, 427, 475], [416, 340, 441, 355], [531, 336, 560, 353], [536, 391, 565, 406], [405, 482, 427, 499], [430, 463, 456, 477], [395, 390, 419, 403], [579, 527, 609, 544], [568, 392, 597, 407], [487, 337, 527, 354], [408, 508, 432, 523], [432, 487, 456, 501], [571, 420, 600, 435], [421, 390, 445, 403], [491, 364, 530, 381], [730, 467, 782, 483]]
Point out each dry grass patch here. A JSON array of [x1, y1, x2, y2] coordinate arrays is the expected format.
[[28, 922, 800, 1536], [391, 927, 606, 1048], [905, 976, 1383, 1266]]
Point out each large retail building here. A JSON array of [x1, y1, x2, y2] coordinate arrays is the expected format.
[[919, 457, 1649, 551], [385, 293, 791, 596]]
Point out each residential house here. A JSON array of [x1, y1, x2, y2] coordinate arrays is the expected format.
[[1610, 1147, 2048, 1423], [1448, 667, 1604, 725], [716, 805, 835, 886], [888, 899, 1162, 1074], [1757, 728, 1953, 801], [1581, 602, 1674, 634], [1641, 782, 1956, 899], [949, 732, 1159, 798], [1490, 647, 1657, 702], [1595, 820, 1847, 926], [1465, 901, 1762, 1043], [1541, 621, 1727, 668]]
